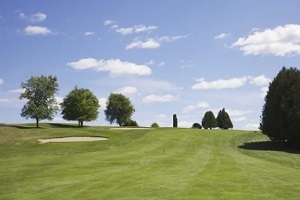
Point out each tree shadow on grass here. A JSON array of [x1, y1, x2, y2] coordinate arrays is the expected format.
[[239, 141, 300, 154], [48, 123, 90, 128]]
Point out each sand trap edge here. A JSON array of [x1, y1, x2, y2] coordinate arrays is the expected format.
[[38, 136, 109, 144]]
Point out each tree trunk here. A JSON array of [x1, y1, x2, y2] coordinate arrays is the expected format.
[[36, 118, 39, 128], [80, 121, 83, 127]]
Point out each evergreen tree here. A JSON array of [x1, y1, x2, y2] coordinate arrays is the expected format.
[[202, 111, 217, 129], [217, 108, 233, 130], [173, 114, 178, 128], [260, 67, 300, 148], [60, 87, 100, 127], [19, 75, 59, 128]]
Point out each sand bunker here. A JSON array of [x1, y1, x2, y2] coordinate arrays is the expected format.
[[38, 137, 108, 144]]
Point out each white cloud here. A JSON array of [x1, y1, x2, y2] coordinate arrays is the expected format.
[[226, 109, 252, 117], [116, 27, 134, 35], [142, 94, 177, 103], [115, 86, 138, 95], [232, 24, 300, 56], [84, 32, 95, 36], [111, 24, 119, 29], [24, 26, 53, 35], [104, 20, 114, 26], [214, 33, 231, 39], [145, 60, 155, 65], [126, 35, 187, 50], [116, 25, 158, 35], [183, 101, 210, 113], [192, 76, 248, 90], [98, 98, 107, 110], [126, 38, 160, 49], [260, 86, 269, 97], [249, 75, 271, 86], [0, 79, 4, 84], [54, 96, 64, 105], [67, 58, 152, 76], [19, 12, 47, 23], [178, 121, 194, 128]]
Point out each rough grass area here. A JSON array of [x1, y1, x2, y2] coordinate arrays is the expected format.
[[0, 124, 300, 199]]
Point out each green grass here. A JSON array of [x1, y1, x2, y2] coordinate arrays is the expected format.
[[1, 124, 300, 199]]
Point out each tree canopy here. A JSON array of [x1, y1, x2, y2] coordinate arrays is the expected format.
[[216, 108, 233, 130], [260, 67, 300, 148], [105, 93, 135, 126], [202, 111, 217, 129], [60, 87, 100, 127], [19, 75, 59, 128]]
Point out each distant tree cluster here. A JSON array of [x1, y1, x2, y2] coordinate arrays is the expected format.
[[198, 109, 233, 130], [19, 76, 136, 128], [260, 67, 300, 148]]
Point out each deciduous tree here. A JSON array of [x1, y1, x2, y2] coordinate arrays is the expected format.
[[60, 87, 100, 127], [19, 75, 59, 128], [105, 93, 135, 126]]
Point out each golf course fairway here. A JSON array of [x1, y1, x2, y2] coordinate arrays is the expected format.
[[0, 124, 300, 199]]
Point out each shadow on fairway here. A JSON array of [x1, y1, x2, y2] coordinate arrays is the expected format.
[[48, 123, 83, 128], [239, 141, 300, 154]]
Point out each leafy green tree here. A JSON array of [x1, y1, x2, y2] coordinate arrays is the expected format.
[[123, 119, 138, 127], [60, 87, 100, 127], [192, 122, 202, 129], [202, 111, 217, 129], [173, 114, 178, 128], [19, 75, 59, 128], [151, 122, 159, 128], [105, 93, 135, 126], [216, 108, 233, 130], [260, 67, 300, 148]]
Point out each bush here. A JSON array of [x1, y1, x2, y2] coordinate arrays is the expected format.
[[123, 119, 138, 127], [192, 123, 202, 129], [151, 122, 159, 128]]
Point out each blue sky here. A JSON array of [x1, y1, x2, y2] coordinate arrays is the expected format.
[[1, 0, 300, 129]]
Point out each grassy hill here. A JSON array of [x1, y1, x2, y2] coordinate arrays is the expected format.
[[0, 124, 300, 199]]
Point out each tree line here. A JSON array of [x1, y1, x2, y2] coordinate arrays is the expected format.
[[19, 75, 135, 128], [190, 109, 233, 130]]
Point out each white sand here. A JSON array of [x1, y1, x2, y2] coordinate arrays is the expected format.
[[38, 137, 108, 144]]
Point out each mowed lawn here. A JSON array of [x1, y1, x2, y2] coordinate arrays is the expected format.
[[1, 124, 300, 199]]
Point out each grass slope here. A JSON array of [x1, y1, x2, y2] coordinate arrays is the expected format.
[[0, 124, 300, 199]]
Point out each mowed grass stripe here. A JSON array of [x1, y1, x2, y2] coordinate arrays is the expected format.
[[0, 125, 300, 199]]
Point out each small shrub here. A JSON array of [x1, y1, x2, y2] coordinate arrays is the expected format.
[[151, 122, 159, 128], [192, 123, 202, 129], [123, 119, 138, 127]]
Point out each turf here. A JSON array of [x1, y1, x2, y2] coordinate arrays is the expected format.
[[0, 124, 300, 199]]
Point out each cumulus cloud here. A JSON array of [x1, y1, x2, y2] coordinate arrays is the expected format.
[[115, 86, 138, 95], [260, 86, 269, 97], [192, 77, 248, 90], [19, 12, 47, 23], [226, 109, 252, 117], [232, 24, 300, 56], [84, 32, 95, 36], [126, 35, 187, 50], [116, 27, 134, 35], [24, 25, 53, 35], [142, 94, 177, 103], [249, 75, 271, 86], [0, 79, 3, 84], [214, 32, 231, 39], [67, 58, 152, 76], [126, 38, 160, 49], [98, 98, 107, 110], [183, 101, 210, 113], [158, 62, 165, 66], [233, 116, 246, 122], [103, 19, 115, 26], [245, 123, 259, 130]]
